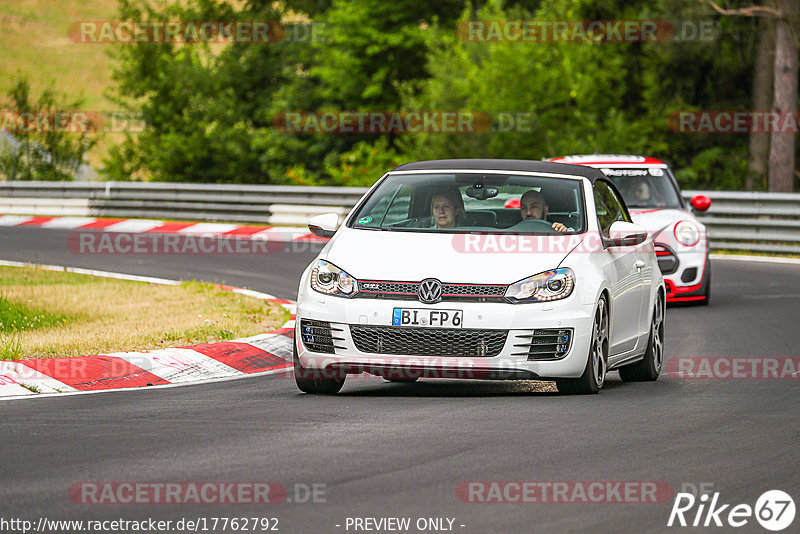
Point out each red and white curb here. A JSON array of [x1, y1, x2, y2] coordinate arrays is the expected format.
[[0, 214, 323, 242], [0, 262, 297, 400]]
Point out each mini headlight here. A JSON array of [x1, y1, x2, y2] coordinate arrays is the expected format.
[[310, 260, 357, 297], [674, 221, 700, 247], [505, 268, 575, 303]]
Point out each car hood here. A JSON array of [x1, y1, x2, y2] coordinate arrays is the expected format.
[[628, 208, 699, 239], [323, 229, 582, 284]]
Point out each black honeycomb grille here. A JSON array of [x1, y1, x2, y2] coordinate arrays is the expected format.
[[356, 280, 506, 302], [349, 326, 507, 357]]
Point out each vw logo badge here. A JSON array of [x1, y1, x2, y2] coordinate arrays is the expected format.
[[418, 278, 442, 304]]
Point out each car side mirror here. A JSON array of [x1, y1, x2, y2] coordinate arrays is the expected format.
[[607, 221, 648, 247], [690, 194, 711, 213], [308, 213, 339, 238]]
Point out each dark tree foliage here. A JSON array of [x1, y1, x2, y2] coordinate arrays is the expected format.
[[104, 0, 793, 190]]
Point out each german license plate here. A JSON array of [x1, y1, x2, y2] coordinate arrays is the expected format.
[[392, 308, 463, 328]]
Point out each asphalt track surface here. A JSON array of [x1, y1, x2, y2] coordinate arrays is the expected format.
[[1, 226, 799, 534]]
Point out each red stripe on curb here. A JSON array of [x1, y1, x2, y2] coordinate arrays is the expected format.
[[188, 342, 289, 373], [145, 222, 195, 233], [18, 356, 169, 390], [77, 218, 127, 230], [17, 217, 55, 226], [221, 226, 272, 237], [272, 327, 295, 338]]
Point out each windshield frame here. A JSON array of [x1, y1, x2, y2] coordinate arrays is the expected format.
[[345, 169, 589, 235]]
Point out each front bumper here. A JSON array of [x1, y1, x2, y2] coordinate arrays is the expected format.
[[660, 245, 708, 302], [295, 296, 594, 380]]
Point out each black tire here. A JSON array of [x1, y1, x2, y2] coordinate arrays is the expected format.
[[619, 292, 665, 382], [293, 342, 345, 394], [556, 295, 608, 395], [699, 265, 711, 306]]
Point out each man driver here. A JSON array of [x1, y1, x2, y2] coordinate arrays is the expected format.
[[520, 190, 568, 232]]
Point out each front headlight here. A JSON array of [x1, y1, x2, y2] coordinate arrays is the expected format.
[[674, 221, 700, 246], [310, 260, 357, 297], [505, 268, 575, 303]]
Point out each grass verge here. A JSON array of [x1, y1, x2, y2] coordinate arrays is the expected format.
[[710, 249, 800, 260], [0, 265, 289, 360]]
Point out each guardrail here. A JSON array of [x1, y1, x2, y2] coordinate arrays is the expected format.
[[0, 182, 798, 254], [683, 190, 800, 255], [0, 182, 367, 226]]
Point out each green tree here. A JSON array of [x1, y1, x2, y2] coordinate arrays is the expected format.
[[0, 78, 96, 181]]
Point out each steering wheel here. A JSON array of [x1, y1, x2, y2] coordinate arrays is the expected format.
[[507, 219, 558, 232]]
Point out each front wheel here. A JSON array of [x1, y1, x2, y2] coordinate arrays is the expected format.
[[556, 295, 608, 395], [700, 265, 711, 305], [293, 341, 345, 394], [619, 292, 664, 382]]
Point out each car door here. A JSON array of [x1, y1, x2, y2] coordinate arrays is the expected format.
[[594, 180, 646, 356]]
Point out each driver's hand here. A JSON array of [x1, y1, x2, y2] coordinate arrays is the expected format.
[[551, 222, 568, 233]]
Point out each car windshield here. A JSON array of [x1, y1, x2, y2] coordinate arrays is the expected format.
[[598, 167, 683, 209], [347, 172, 586, 234]]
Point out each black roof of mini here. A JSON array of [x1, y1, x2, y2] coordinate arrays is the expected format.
[[391, 159, 607, 182]]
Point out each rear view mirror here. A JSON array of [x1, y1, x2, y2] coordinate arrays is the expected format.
[[690, 194, 712, 213], [607, 221, 648, 247], [466, 184, 498, 201], [308, 213, 339, 238]]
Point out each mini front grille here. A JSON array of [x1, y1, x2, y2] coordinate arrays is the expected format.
[[349, 325, 507, 357], [300, 319, 345, 354], [655, 244, 679, 275], [356, 280, 507, 302], [512, 328, 573, 361]]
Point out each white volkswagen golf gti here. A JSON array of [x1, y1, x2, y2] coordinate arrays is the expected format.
[[294, 160, 665, 395]]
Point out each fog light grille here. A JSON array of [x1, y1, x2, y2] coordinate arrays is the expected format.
[[512, 329, 573, 360], [300, 319, 345, 354]]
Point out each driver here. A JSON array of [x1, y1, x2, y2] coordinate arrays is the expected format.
[[520, 190, 568, 232], [430, 187, 465, 229], [629, 178, 652, 203]]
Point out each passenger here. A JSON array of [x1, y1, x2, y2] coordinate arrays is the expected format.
[[430, 187, 465, 229], [520, 190, 568, 232]]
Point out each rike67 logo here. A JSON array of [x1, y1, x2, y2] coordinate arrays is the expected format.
[[668, 490, 795, 531]]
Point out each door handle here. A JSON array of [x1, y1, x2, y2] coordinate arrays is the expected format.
[[634, 260, 645, 271]]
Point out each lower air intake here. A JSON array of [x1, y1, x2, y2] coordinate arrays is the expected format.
[[350, 326, 507, 357]]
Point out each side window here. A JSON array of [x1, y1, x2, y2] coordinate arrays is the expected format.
[[594, 181, 628, 236]]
